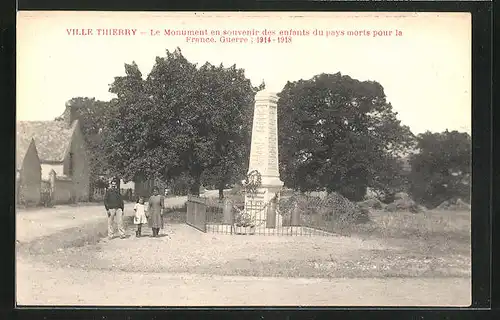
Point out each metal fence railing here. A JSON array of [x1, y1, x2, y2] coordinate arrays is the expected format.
[[185, 194, 351, 236]]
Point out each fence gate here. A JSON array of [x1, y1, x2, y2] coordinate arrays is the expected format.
[[206, 198, 336, 236], [186, 195, 207, 232]]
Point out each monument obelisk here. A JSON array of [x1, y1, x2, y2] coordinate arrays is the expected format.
[[245, 87, 284, 228]]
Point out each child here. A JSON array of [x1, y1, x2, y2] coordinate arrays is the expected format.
[[133, 196, 148, 237]]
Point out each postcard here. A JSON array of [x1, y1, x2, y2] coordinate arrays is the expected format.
[[16, 11, 471, 307]]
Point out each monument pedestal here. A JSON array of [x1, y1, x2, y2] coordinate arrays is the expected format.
[[244, 182, 283, 229], [244, 88, 284, 229]]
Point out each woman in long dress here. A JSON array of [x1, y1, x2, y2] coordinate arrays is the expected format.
[[147, 186, 164, 237]]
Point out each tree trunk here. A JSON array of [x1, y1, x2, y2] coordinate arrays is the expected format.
[[218, 186, 224, 200]]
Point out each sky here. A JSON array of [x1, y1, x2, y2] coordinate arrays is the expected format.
[[17, 12, 471, 135]]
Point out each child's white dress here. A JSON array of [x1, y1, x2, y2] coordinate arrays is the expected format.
[[133, 203, 148, 224]]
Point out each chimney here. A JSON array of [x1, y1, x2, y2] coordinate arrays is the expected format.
[[64, 101, 77, 126]]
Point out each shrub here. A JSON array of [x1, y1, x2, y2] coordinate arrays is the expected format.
[[436, 198, 471, 211], [322, 192, 370, 224], [278, 192, 370, 227], [384, 197, 425, 213], [233, 208, 254, 227], [336, 184, 367, 202], [394, 192, 411, 201], [379, 192, 396, 204], [358, 198, 384, 210]]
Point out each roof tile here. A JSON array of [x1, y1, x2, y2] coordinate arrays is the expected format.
[[16, 136, 34, 170], [16, 120, 77, 162]]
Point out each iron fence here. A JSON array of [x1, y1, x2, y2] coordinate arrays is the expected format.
[[186, 194, 369, 236], [185, 195, 342, 236]]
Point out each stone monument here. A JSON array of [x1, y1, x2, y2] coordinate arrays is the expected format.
[[244, 88, 284, 228]]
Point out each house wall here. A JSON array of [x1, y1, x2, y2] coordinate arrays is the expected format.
[[17, 143, 42, 206], [63, 124, 90, 202], [120, 179, 135, 189], [52, 179, 73, 203], [41, 163, 64, 180]]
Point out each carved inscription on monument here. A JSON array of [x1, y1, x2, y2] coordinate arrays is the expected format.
[[267, 105, 278, 176], [250, 103, 269, 170]]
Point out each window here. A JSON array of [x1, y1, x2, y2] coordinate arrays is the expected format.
[[69, 152, 74, 176]]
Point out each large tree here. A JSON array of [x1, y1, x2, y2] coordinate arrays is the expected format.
[[277, 72, 415, 201], [409, 130, 471, 208], [102, 60, 176, 183], [101, 48, 256, 195]]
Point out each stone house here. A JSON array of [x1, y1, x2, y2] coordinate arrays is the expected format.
[[16, 105, 91, 203], [16, 137, 42, 205]]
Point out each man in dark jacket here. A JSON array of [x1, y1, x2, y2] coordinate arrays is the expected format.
[[104, 180, 125, 239]]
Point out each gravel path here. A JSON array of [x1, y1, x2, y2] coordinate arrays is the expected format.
[[16, 203, 113, 243], [27, 222, 468, 279], [16, 197, 471, 307], [16, 196, 188, 243], [16, 259, 470, 306]]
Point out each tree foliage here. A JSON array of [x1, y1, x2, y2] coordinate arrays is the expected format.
[[100, 48, 256, 195], [277, 72, 415, 201], [408, 130, 471, 208]]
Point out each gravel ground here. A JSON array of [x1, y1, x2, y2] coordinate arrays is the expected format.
[[16, 202, 124, 243], [24, 222, 471, 279], [16, 198, 471, 306], [16, 197, 185, 244], [16, 257, 471, 306]]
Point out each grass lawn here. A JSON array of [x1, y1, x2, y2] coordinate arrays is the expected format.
[[324, 209, 470, 253]]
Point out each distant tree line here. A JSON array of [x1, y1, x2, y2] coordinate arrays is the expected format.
[[65, 47, 471, 209], [408, 130, 471, 208]]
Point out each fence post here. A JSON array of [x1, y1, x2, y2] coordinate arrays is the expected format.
[[201, 197, 207, 232], [266, 198, 277, 228], [193, 199, 200, 227], [223, 199, 233, 225], [291, 204, 301, 226], [189, 198, 194, 225], [186, 196, 191, 225], [191, 196, 196, 227]]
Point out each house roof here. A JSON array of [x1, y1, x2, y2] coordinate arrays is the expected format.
[[16, 136, 35, 170], [16, 119, 78, 163]]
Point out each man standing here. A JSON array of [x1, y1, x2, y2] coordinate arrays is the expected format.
[[104, 180, 126, 239]]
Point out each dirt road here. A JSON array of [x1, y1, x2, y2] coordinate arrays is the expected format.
[[16, 198, 471, 307], [16, 259, 470, 306], [16, 196, 188, 243]]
